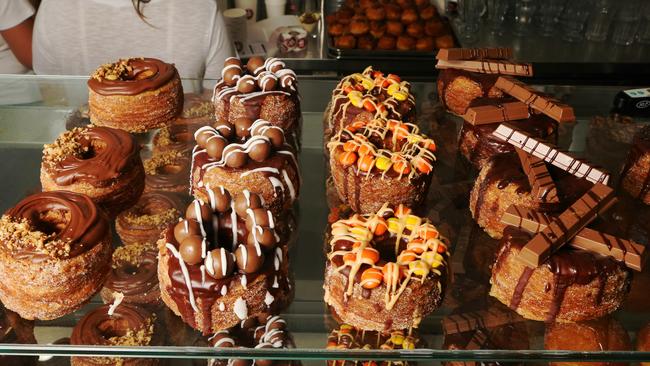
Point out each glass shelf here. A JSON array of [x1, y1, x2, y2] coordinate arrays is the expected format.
[[0, 75, 649, 364]]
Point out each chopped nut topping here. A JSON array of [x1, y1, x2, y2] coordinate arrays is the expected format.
[[42, 127, 87, 166], [123, 208, 179, 228], [0, 216, 71, 259], [155, 126, 172, 147], [181, 101, 213, 119], [108, 316, 155, 346], [112, 242, 156, 268], [143, 150, 183, 175], [91, 59, 134, 82]]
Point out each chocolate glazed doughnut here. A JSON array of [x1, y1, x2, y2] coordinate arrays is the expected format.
[[88, 57, 183, 133], [0, 191, 112, 320], [116, 191, 186, 245], [40, 126, 145, 218], [144, 150, 191, 193], [71, 304, 163, 366], [100, 244, 161, 308]]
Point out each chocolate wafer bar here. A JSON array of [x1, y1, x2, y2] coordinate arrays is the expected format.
[[436, 47, 513, 61], [501, 205, 646, 271], [436, 59, 534, 77], [517, 183, 616, 268], [492, 123, 610, 185], [494, 76, 575, 122], [516, 148, 559, 203], [442, 307, 524, 335], [463, 101, 530, 125]]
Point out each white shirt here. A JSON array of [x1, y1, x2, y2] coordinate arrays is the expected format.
[[33, 0, 234, 81], [0, 0, 34, 74]]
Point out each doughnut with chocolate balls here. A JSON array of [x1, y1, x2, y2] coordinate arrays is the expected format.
[[40, 126, 144, 218], [213, 57, 301, 138], [325, 67, 416, 139], [327, 117, 437, 214], [88, 57, 183, 133], [324, 204, 450, 331], [191, 119, 300, 215], [208, 315, 298, 366], [157, 189, 293, 334]]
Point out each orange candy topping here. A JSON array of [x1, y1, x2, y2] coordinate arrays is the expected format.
[[339, 151, 357, 166], [357, 154, 375, 172], [360, 267, 383, 289], [343, 141, 359, 152], [373, 218, 387, 235], [392, 159, 411, 175], [414, 157, 433, 174]]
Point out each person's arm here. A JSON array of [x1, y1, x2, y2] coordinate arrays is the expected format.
[[203, 8, 234, 82], [1, 15, 33, 69]]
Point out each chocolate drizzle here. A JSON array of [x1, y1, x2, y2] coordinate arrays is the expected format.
[[4, 191, 109, 259], [88, 58, 177, 96], [44, 126, 140, 188]]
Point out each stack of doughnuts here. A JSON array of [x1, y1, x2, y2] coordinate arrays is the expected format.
[[325, 67, 416, 139], [213, 57, 300, 140], [158, 189, 293, 335], [191, 119, 300, 215], [88, 57, 183, 133], [324, 203, 450, 331]]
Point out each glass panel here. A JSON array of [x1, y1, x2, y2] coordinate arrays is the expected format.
[[0, 75, 648, 363]]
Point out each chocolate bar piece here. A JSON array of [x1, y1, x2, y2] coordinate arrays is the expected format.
[[501, 205, 646, 271], [442, 307, 523, 335], [436, 59, 534, 77], [517, 183, 616, 268], [436, 47, 513, 61], [465, 329, 490, 350], [463, 101, 530, 125], [516, 149, 559, 203], [492, 123, 610, 185], [494, 76, 575, 122]]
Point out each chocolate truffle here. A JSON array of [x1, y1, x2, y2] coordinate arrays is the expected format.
[[207, 247, 235, 279], [235, 244, 264, 273], [180, 235, 204, 265]]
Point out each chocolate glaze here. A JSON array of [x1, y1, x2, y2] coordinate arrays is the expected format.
[[460, 111, 558, 167], [620, 125, 650, 200], [104, 249, 158, 297], [87, 58, 177, 96], [46, 126, 140, 188], [497, 226, 628, 322], [4, 191, 109, 259], [70, 304, 154, 346], [145, 156, 191, 190]]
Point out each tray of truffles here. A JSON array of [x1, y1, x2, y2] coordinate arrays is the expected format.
[[325, 0, 456, 58], [1, 48, 650, 364]]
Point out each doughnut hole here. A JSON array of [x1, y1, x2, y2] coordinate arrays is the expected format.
[[36, 209, 71, 236]]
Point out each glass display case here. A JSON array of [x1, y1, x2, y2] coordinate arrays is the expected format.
[[0, 74, 649, 365]]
